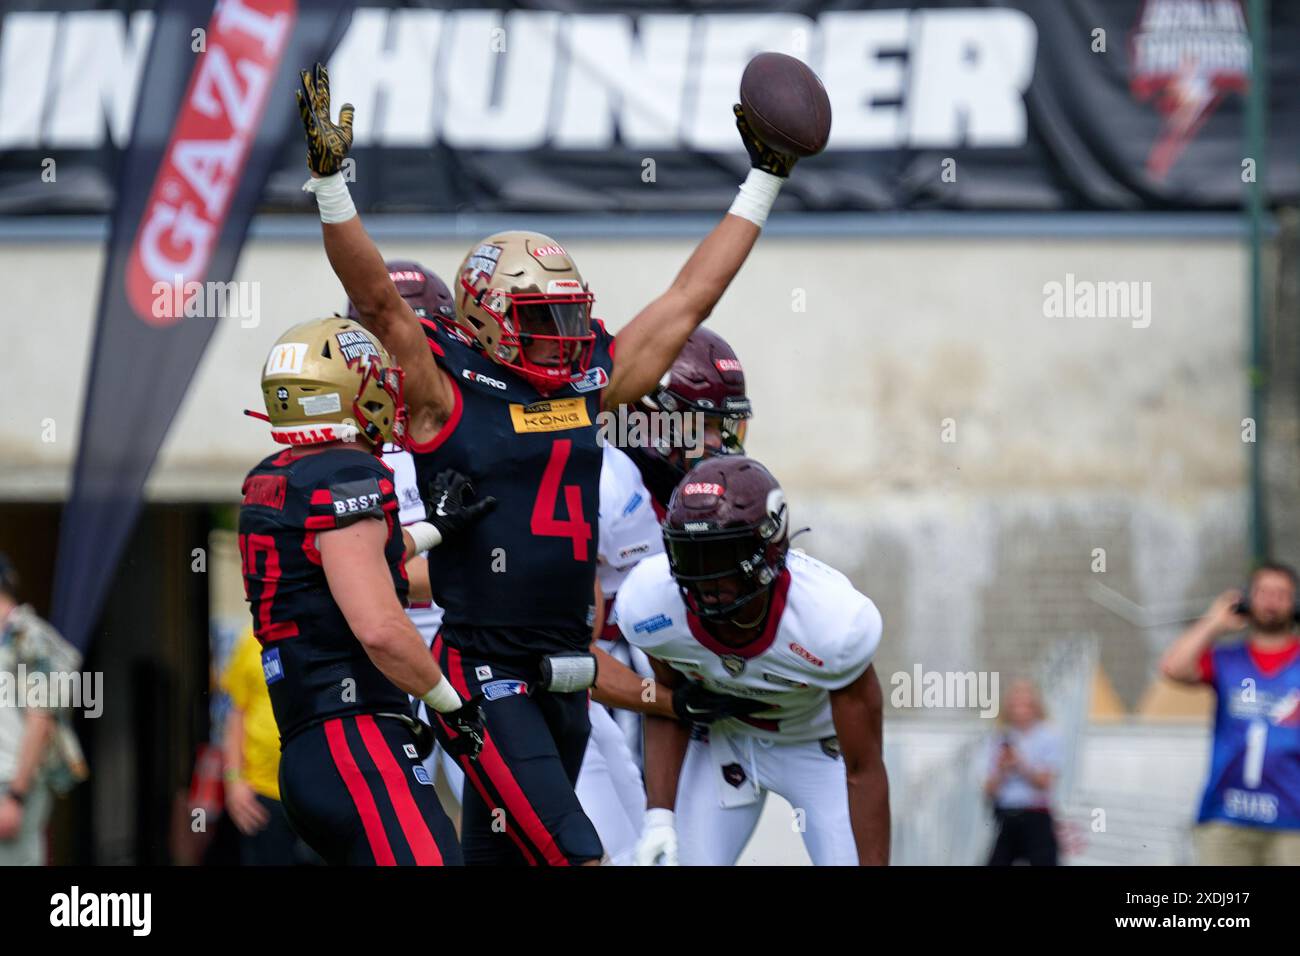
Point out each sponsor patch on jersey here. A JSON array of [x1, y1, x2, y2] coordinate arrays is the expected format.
[[788, 641, 824, 667], [617, 542, 652, 563], [682, 482, 724, 498], [462, 368, 507, 391], [330, 478, 385, 523], [403, 743, 418, 759], [621, 491, 644, 517], [242, 474, 286, 510], [413, 765, 433, 786], [335, 329, 380, 366], [265, 342, 308, 376], [762, 671, 809, 689], [531, 244, 567, 260], [633, 614, 672, 634], [298, 392, 342, 416], [482, 678, 529, 701], [262, 647, 284, 685], [466, 243, 502, 283], [570, 366, 609, 393], [509, 397, 591, 434], [475, 665, 493, 681]]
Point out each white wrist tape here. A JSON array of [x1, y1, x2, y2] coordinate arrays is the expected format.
[[727, 168, 784, 227], [302, 172, 357, 224], [644, 807, 675, 829], [421, 678, 462, 715], [406, 521, 443, 554]]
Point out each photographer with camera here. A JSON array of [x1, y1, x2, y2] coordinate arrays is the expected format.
[[1160, 562, 1300, 865]]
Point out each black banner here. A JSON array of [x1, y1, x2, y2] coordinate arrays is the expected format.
[[0, 0, 1296, 215], [48, 0, 352, 653]]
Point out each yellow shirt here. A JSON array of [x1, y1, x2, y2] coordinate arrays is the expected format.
[[220, 628, 282, 800]]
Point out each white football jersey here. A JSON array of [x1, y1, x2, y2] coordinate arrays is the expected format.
[[382, 446, 444, 639], [597, 445, 663, 596], [616, 550, 881, 742], [382, 447, 429, 526]]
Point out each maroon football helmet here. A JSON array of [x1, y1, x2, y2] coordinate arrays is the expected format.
[[643, 328, 752, 465], [347, 260, 455, 323], [662, 456, 789, 621]]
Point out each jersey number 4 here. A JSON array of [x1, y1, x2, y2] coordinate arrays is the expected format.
[[238, 533, 300, 642], [531, 439, 592, 561]]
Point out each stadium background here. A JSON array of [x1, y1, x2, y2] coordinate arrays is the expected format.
[[0, 0, 1296, 864]]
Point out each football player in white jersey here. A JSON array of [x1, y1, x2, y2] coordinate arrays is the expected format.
[[616, 456, 890, 865]]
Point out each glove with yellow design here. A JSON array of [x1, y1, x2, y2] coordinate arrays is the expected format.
[[733, 103, 798, 178], [295, 62, 354, 177]]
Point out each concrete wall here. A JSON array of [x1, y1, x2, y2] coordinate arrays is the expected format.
[[0, 231, 1255, 707]]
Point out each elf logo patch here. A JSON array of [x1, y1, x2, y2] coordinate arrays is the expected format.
[[571, 366, 609, 393], [483, 679, 529, 701]]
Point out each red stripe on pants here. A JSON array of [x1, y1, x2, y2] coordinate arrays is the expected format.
[[355, 714, 444, 866], [441, 640, 571, 866], [324, 718, 396, 866], [432, 636, 538, 864]]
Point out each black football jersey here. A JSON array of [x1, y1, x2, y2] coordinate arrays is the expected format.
[[409, 319, 616, 656], [237, 447, 409, 739]]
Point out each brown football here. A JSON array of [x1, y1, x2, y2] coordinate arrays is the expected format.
[[738, 52, 832, 158]]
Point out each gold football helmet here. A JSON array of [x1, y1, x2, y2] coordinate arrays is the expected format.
[[259, 317, 406, 450], [451, 231, 596, 391]]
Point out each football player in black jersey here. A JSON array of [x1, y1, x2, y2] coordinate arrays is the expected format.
[[240, 317, 491, 866], [295, 63, 792, 865]]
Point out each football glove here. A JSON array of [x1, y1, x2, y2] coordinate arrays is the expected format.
[[431, 696, 485, 761], [734, 103, 798, 178], [423, 469, 497, 546], [672, 681, 769, 724], [636, 808, 679, 866], [296, 62, 354, 177]]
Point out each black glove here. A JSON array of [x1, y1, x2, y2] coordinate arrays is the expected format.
[[431, 696, 485, 761], [672, 681, 770, 724], [295, 62, 354, 176], [733, 103, 798, 178], [423, 469, 497, 546]]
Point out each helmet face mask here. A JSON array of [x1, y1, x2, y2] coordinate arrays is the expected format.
[[644, 328, 752, 470], [453, 233, 596, 392], [664, 525, 779, 620], [662, 457, 790, 624]]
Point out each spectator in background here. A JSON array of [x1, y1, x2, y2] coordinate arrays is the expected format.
[[983, 678, 1063, 866], [1160, 562, 1300, 865], [0, 552, 78, 865], [221, 626, 315, 865]]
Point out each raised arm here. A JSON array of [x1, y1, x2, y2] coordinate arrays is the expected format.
[[602, 108, 797, 409], [296, 64, 454, 440], [1159, 590, 1246, 684]]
